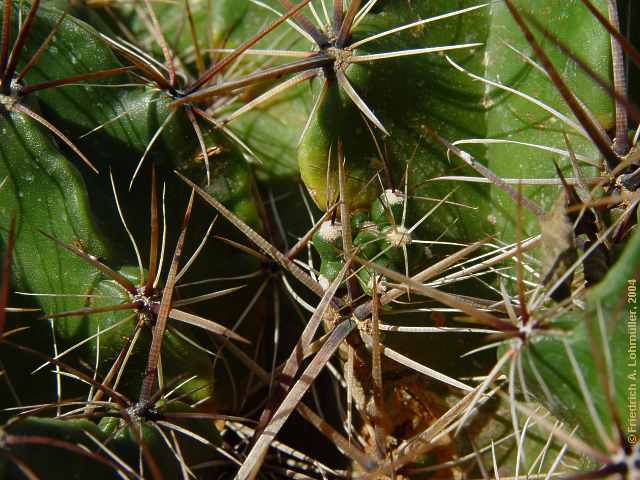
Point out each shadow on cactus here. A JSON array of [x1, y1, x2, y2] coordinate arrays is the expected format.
[[1, 0, 640, 479], [34, 169, 252, 408], [0, 0, 133, 174]]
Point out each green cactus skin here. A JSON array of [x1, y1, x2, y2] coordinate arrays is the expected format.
[[298, 80, 380, 211], [314, 190, 427, 292], [0, 0, 635, 477], [482, 0, 614, 240], [370, 189, 408, 228], [0, 108, 110, 323], [518, 226, 640, 449]]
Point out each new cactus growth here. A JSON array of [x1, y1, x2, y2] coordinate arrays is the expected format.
[[1, 0, 639, 478]]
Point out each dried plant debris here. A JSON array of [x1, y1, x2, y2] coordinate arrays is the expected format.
[[0, 0, 639, 479]]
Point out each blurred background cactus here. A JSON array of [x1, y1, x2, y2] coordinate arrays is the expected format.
[[0, 0, 638, 478]]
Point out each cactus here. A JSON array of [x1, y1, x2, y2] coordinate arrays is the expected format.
[[0, 0, 639, 478]]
